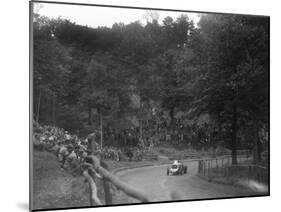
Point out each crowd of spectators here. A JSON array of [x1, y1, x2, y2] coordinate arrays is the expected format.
[[32, 121, 152, 172], [100, 117, 202, 149]]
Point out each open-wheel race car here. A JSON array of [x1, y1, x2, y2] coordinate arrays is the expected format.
[[167, 160, 187, 176]]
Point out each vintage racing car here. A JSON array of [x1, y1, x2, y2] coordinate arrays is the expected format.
[[167, 160, 187, 176]]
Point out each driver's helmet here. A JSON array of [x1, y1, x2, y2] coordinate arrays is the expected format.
[[173, 160, 180, 165]]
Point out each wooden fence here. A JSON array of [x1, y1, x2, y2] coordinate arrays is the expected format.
[[81, 154, 150, 205]]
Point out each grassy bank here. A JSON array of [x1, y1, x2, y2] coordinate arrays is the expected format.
[[33, 151, 92, 210]]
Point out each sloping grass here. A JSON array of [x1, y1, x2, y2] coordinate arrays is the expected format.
[[32, 151, 92, 210]]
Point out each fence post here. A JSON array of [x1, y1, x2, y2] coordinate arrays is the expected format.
[[216, 159, 218, 169], [207, 160, 210, 177], [209, 160, 212, 175], [256, 166, 260, 182], [203, 160, 206, 176], [206, 160, 210, 177], [202, 160, 204, 176], [248, 165, 251, 184], [83, 169, 102, 206], [198, 160, 202, 174], [100, 160, 112, 205]]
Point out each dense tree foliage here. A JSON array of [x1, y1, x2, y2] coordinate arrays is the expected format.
[[33, 12, 269, 164]]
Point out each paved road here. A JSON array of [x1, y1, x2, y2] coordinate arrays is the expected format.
[[114, 159, 264, 204]]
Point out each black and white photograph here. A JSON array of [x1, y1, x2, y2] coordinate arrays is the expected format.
[[30, 1, 269, 211]]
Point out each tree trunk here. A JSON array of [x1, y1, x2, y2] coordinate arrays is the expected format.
[[231, 104, 238, 165], [253, 122, 262, 164], [169, 107, 174, 129], [139, 120, 143, 140], [257, 136, 262, 162], [98, 107, 103, 150], [89, 133, 97, 154], [124, 132, 127, 146], [88, 101, 92, 125], [36, 89, 41, 123], [139, 95, 143, 142], [52, 94, 56, 126]]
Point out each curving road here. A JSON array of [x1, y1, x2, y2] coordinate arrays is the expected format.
[[114, 160, 264, 204]]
